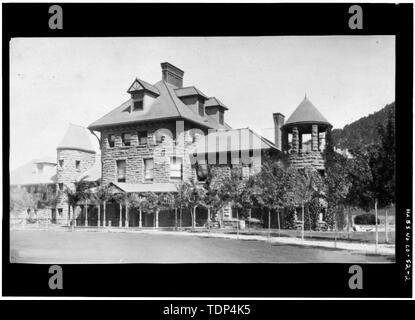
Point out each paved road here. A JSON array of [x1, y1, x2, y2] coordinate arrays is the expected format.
[[10, 230, 394, 263]]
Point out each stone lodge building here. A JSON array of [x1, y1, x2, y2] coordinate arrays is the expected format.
[[11, 62, 332, 228]]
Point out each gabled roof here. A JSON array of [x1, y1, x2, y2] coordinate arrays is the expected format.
[[57, 124, 96, 153], [10, 159, 57, 186], [110, 182, 177, 193], [174, 86, 208, 99], [88, 81, 230, 131], [127, 78, 160, 96], [192, 127, 278, 155], [205, 97, 229, 110], [283, 96, 331, 128]]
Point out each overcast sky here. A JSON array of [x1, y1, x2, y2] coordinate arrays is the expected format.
[[10, 36, 395, 170]]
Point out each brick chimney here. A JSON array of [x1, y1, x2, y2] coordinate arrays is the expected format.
[[273, 113, 285, 150], [161, 62, 184, 88]]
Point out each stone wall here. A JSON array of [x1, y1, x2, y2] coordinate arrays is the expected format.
[[287, 151, 325, 171], [100, 120, 207, 185]]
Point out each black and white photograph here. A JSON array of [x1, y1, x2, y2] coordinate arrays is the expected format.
[[1, 2, 412, 301], [9, 36, 396, 264]]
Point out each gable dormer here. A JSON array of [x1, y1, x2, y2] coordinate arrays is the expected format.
[[175, 87, 208, 117], [205, 97, 228, 125], [127, 78, 160, 112]]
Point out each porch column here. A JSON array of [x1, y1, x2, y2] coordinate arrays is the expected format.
[[311, 124, 319, 152], [119, 202, 122, 227], [174, 208, 178, 229], [125, 201, 129, 228], [85, 200, 88, 227], [97, 203, 101, 227], [155, 209, 159, 229], [207, 207, 211, 228], [139, 208, 142, 228], [103, 201, 106, 227]]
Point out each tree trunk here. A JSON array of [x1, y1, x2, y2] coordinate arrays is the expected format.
[[139, 208, 142, 228], [248, 208, 251, 232], [277, 208, 281, 238], [155, 209, 159, 229], [347, 206, 351, 240], [175, 208, 178, 230], [125, 201, 129, 228], [67, 203, 71, 226], [236, 207, 239, 239], [180, 207, 182, 229], [334, 208, 338, 249], [97, 203, 101, 228], [385, 206, 389, 243], [103, 201, 106, 227], [85, 200, 88, 227], [301, 203, 305, 242], [207, 207, 211, 236], [268, 209, 271, 240], [375, 199, 379, 253]]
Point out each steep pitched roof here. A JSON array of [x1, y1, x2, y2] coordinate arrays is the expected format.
[[57, 124, 96, 153], [192, 127, 278, 154], [283, 97, 331, 128], [127, 78, 160, 96], [88, 81, 229, 131]]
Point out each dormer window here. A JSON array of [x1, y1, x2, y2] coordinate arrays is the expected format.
[[198, 100, 204, 116], [219, 111, 224, 125], [133, 100, 143, 111]]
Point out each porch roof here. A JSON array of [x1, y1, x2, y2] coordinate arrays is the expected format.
[[110, 182, 178, 193]]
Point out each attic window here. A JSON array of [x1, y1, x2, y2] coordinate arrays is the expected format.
[[198, 100, 204, 116], [219, 111, 224, 125], [133, 100, 143, 111]]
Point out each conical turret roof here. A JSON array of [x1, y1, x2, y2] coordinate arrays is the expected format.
[[283, 96, 330, 128], [57, 124, 96, 153]]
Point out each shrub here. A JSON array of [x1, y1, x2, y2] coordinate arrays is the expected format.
[[354, 213, 380, 225]]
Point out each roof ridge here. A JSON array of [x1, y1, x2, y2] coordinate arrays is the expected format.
[[161, 80, 183, 118]]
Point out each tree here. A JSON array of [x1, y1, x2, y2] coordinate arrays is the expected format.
[[90, 184, 112, 227], [251, 156, 290, 238], [127, 193, 148, 228], [174, 181, 192, 229], [64, 178, 90, 227]]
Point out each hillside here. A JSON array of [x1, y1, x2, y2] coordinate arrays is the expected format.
[[331, 102, 395, 151]]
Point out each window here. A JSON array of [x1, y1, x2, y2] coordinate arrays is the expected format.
[[58, 183, 64, 191], [116, 160, 126, 182], [36, 163, 44, 174], [108, 134, 116, 148], [138, 131, 148, 145], [170, 157, 183, 179], [122, 133, 131, 146], [133, 100, 143, 111], [198, 100, 204, 116], [144, 158, 154, 181], [219, 111, 224, 125], [75, 160, 81, 170], [59, 160, 64, 168], [58, 208, 63, 216]]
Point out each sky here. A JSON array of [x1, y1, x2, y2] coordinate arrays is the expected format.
[[9, 36, 395, 170]]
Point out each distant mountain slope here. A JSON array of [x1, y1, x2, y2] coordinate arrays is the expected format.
[[331, 102, 395, 151]]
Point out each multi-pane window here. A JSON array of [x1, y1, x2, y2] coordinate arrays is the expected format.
[[116, 160, 126, 183], [122, 133, 131, 146], [75, 160, 81, 170], [144, 158, 154, 181], [138, 131, 148, 145], [170, 157, 183, 179], [108, 134, 116, 148]]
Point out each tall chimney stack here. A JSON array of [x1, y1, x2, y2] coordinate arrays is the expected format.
[[273, 113, 285, 151], [161, 62, 184, 88]]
